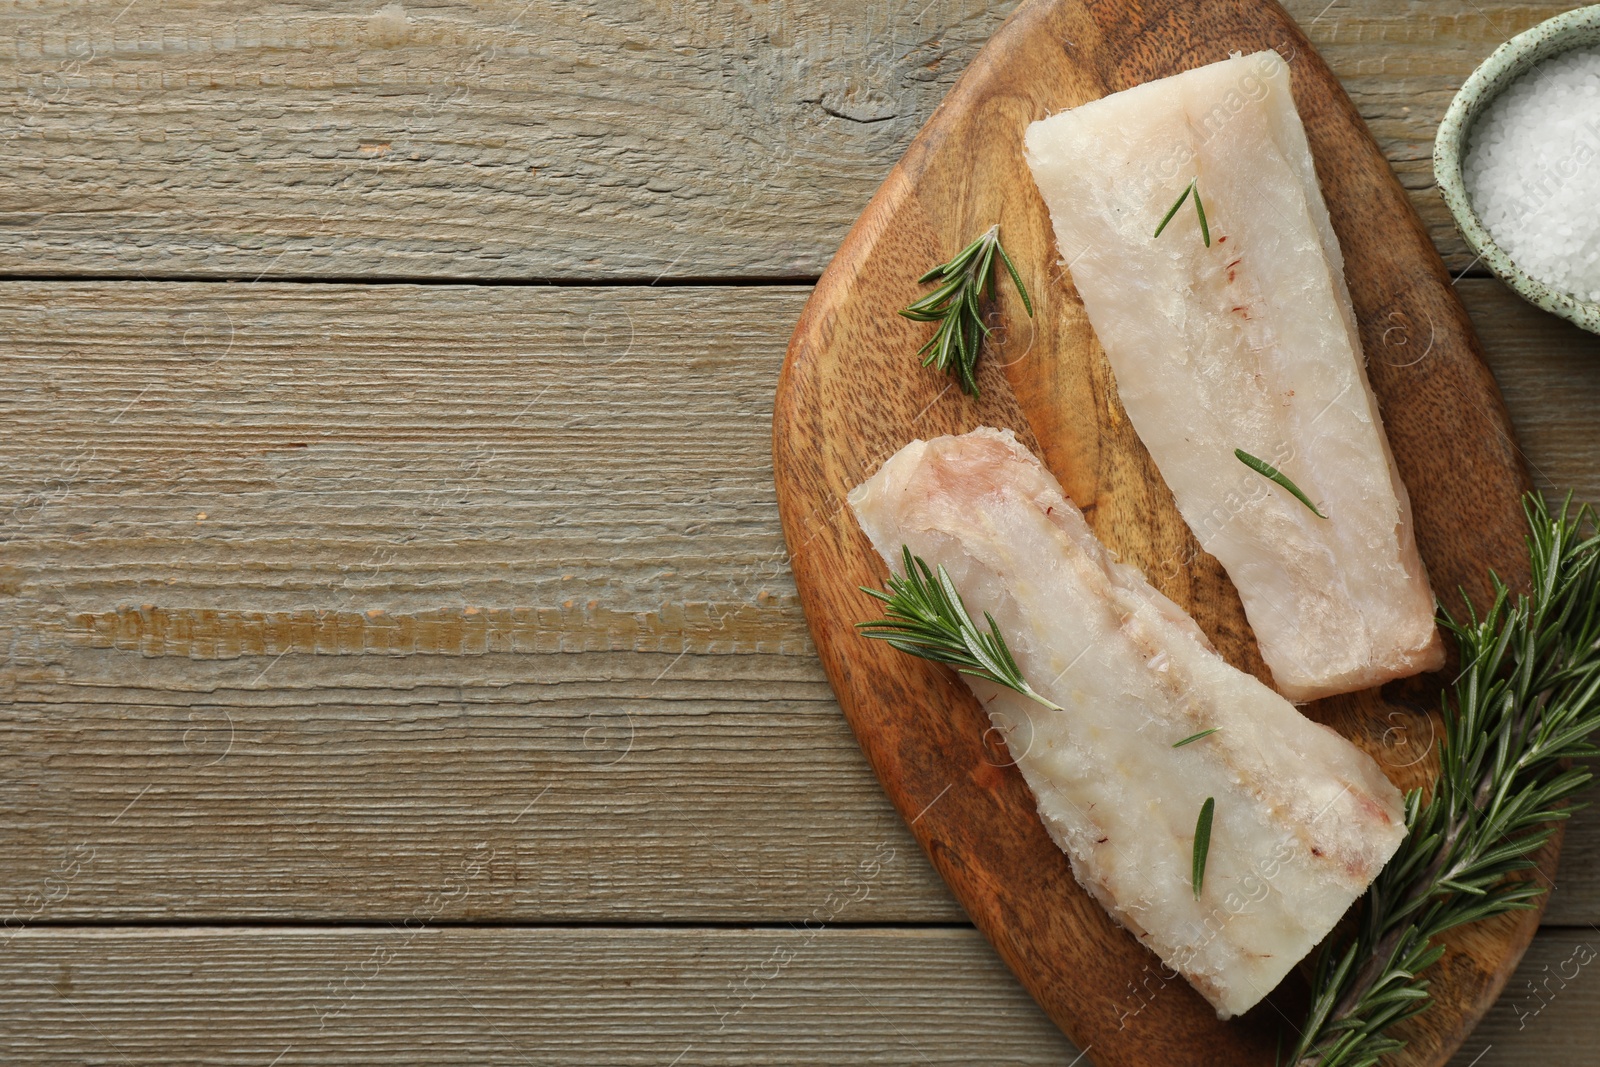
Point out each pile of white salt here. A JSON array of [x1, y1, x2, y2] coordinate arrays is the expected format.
[[1463, 48, 1600, 302]]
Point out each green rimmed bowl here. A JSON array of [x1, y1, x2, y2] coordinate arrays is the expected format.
[[1434, 3, 1600, 334]]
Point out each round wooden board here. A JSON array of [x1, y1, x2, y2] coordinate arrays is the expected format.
[[771, 0, 1558, 1064]]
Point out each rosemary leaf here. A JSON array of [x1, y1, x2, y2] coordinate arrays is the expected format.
[[1173, 728, 1220, 748], [858, 545, 1061, 712], [1154, 179, 1195, 240], [901, 225, 1032, 397], [1154, 178, 1211, 247], [1236, 448, 1327, 518], [995, 239, 1035, 317], [1192, 797, 1216, 899], [1292, 493, 1600, 1066]]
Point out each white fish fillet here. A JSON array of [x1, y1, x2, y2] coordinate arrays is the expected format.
[[849, 428, 1406, 1018], [1024, 51, 1443, 701]]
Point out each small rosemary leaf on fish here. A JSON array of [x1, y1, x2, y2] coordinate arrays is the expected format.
[[1173, 728, 1220, 748], [1235, 449, 1327, 518], [1153, 178, 1211, 247], [1153, 179, 1195, 240], [1193, 797, 1215, 899]]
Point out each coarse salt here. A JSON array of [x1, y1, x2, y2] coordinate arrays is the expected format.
[[1463, 48, 1600, 302]]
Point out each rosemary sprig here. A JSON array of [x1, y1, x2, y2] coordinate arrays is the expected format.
[[1155, 178, 1211, 247], [900, 224, 1033, 397], [1237, 448, 1327, 518], [1193, 797, 1216, 899], [1173, 728, 1220, 748], [858, 545, 1061, 711], [1292, 493, 1600, 1067]]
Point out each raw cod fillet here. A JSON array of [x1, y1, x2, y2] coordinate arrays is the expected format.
[[1023, 50, 1443, 701], [848, 428, 1407, 1018]]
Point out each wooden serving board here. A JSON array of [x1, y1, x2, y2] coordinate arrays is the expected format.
[[771, 1, 1555, 1065]]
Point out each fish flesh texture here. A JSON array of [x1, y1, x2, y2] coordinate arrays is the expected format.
[[848, 428, 1406, 1018], [1024, 50, 1443, 701]]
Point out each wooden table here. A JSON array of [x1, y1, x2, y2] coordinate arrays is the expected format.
[[0, 2, 1596, 1063]]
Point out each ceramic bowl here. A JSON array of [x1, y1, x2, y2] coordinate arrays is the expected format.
[[1434, 3, 1600, 334]]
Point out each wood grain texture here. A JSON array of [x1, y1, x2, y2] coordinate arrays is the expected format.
[[1444, 929, 1600, 1067], [0, 280, 965, 924], [772, 1, 1561, 1063], [0, 924, 1592, 1065], [0, 279, 1597, 937], [0, 926, 1078, 1066], [1468, 276, 1600, 505], [0, 0, 1564, 280], [0, 0, 1018, 281]]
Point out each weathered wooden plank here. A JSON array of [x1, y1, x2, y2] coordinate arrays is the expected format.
[[0, 0, 1563, 279], [0, 926, 1078, 1065], [0, 924, 1593, 1065], [1447, 929, 1600, 1065], [0, 684, 971, 923], [0, 281, 964, 922], [1464, 275, 1600, 506], [0, 0, 1019, 280], [1, 279, 1597, 928]]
